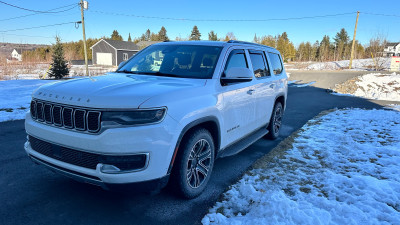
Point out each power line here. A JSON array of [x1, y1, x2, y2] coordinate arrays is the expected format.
[[361, 12, 400, 18], [0, 21, 79, 33], [90, 10, 357, 22], [0, 4, 78, 22], [0, 1, 77, 14]]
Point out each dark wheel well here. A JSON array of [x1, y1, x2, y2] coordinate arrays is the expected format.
[[167, 119, 220, 174], [181, 121, 220, 157], [275, 95, 285, 110]]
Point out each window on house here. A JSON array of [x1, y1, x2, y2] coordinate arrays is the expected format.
[[123, 53, 128, 61]]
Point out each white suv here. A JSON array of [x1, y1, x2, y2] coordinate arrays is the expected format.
[[25, 41, 288, 198]]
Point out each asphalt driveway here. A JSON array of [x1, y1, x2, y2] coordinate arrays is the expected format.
[[0, 72, 395, 225]]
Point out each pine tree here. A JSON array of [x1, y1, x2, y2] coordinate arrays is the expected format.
[[48, 36, 69, 79], [145, 29, 151, 41], [189, 26, 201, 41], [111, 30, 123, 41], [253, 33, 260, 43], [158, 26, 169, 41], [208, 31, 218, 41], [128, 33, 132, 42]]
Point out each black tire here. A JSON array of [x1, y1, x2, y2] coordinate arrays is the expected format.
[[170, 128, 215, 199], [266, 102, 283, 140]]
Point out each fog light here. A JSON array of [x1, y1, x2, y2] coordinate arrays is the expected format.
[[100, 164, 121, 173], [99, 153, 148, 174]]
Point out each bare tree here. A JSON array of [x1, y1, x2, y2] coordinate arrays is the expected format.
[[366, 33, 387, 70]]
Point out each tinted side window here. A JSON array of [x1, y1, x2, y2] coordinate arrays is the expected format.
[[249, 53, 269, 78], [224, 50, 248, 74], [267, 52, 283, 75]]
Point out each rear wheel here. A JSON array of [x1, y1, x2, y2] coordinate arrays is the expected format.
[[266, 102, 283, 140], [171, 128, 215, 199]]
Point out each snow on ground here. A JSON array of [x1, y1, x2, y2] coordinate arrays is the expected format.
[[334, 73, 400, 101], [0, 79, 56, 122], [203, 108, 400, 225], [385, 104, 400, 111], [305, 58, 391, 71], [290, 81, 316, 88]]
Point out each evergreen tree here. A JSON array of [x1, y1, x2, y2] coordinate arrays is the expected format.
[[48, 36, 69, 79], [145, 29, 151, 41], [111, 30, 123, 41], [158, 26, 169, 41], [261, 35, 276, 48], [128, 33, 132, 42], [253, 33, 260, 43], [334, 28, 350, 45], [208, 31, 218, 41], [189, 26, 201, 41]]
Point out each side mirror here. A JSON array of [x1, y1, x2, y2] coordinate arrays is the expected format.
[[221, 67, 253, 84]]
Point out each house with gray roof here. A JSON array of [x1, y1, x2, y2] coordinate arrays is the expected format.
[[90, 39, 140, 66], [383, 42, 400, 57]]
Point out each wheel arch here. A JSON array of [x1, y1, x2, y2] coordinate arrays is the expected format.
[[167, 116, 221, 174], [275, 95, 285, 110]]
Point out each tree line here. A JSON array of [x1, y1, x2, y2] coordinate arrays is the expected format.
[[21, 26, 387, 64]]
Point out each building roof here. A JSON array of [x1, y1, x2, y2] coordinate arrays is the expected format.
[[136, 41, 162, 48], [13, 48, 36, 54], [386, 42, 400, 47], [92, 39, 139, 51]]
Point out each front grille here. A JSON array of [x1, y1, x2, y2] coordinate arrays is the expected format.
[[29, 136, 147, 171], [30, 100, 101, 133]]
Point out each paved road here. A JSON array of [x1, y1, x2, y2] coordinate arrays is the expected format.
[[288, 70, 391, 89], [0, 79, 393, 225]]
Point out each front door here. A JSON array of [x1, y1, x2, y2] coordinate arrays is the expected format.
[[220, 49, 256, 146]]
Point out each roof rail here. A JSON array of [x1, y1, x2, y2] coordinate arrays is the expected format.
[[227, 40, 273, 49]]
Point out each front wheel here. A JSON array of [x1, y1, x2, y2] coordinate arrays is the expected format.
[[266, 102, 283, 140], [171, 128, 215, 199]]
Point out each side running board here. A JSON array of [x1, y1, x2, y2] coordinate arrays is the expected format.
[[218, 125, 269, 158]]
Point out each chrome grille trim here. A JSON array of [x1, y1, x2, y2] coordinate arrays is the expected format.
[[87, 111, 101, 133], [44, 104, 53, 124], [30, 100, 37, 119], [36, 102, 44, 121], [62, 107, 74, 128], [30, 100, 101, 134], [74, 109, 86, 131], [53, 106, 62, 126]]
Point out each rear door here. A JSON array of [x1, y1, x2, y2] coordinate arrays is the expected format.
[[220, 49, 257, 146]]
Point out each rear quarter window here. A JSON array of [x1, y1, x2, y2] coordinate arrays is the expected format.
[[267, 52, 283, 75]]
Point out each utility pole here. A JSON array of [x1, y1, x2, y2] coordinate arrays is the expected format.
[[80, 0, 89, 76], [349, 11, 360, 69]]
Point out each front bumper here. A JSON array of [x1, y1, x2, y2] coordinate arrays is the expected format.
[[24, 111, 181, 187]]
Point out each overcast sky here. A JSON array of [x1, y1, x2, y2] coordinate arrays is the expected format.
[[0, 0, 399, 46]]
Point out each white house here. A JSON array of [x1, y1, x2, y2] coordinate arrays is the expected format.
[[383, 42, 400, 57], [11, 49, 22, 61]]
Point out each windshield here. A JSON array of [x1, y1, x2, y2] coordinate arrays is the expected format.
[[117, 44, 223, 79]]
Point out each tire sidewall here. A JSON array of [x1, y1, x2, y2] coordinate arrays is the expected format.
[[268, 102, 283, 139], [176, 129, 215, 198]]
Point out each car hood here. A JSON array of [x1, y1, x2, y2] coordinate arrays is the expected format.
[[32, 73, 207, 108]]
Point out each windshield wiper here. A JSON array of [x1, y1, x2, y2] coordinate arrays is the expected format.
[[139, 72, 181, 78], [115, 70, 139, 74]]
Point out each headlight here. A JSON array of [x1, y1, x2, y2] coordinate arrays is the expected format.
[[101, 108, 166, 126]]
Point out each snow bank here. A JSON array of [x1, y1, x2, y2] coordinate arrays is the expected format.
[[334, 73, 400, 101], [305, 58, 391, 71], [0, 79, 55, 122], [203, 109, 400, 225]]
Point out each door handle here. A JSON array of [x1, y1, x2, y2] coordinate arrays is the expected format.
[[269, 84, 276, 89], [247, 89, 255, 95]]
